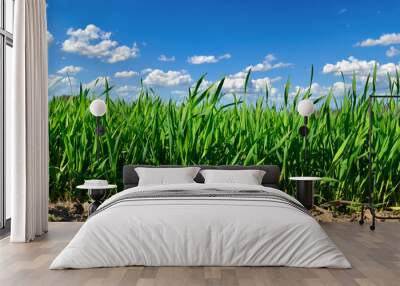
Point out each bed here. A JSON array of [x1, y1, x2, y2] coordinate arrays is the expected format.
[[50, 165, 351, 269]]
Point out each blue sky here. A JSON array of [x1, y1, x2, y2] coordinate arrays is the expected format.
[[47, 0, 400, 102]]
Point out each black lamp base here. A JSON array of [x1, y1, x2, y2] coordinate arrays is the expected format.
[[296, 180, 314, 210]]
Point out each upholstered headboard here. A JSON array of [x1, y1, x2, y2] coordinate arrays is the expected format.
[[123, 165, 281, 190]]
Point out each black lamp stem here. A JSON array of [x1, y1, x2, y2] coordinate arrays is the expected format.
[[96, 116, 101, 161], [303, 116, 308, 175], [368, 97, 373, 209]]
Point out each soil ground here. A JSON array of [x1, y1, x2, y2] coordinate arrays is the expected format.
[[49, 201, 400, 223]]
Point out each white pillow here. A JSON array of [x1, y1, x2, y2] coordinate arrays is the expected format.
[[200, 169, 266, 185], [135, 167, 200, 186]]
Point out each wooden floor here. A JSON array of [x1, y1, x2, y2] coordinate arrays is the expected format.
[[0, 222, 399, 286]]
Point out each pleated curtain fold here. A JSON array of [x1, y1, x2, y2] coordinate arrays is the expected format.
[[7, 0, 49, 242]]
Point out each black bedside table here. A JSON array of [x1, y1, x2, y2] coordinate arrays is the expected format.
[[289, 177, 321, 209]]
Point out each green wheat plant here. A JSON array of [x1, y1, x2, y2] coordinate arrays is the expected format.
[[48, 69, 400, 208]]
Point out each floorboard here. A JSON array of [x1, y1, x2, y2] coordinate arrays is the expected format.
[[0, 222, 399, 286]]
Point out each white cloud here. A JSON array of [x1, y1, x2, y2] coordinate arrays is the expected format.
[[48, 75, 63, 90], [141, 54, 290, 95], [188, 55, 217, 64], [270, 87, 279, 97], [386, 46, 400, 58], [158, 55, 176, 62], [251, 77, 282, 91], [187, 54, 288, 94], [114, 85, 139, 97], [48, 74, 78, 96], [143, 69, 192, 86], [332, 82, 349, 94], [108, 45, 139, 63], [48, 75, 77, 88], [114, 70, 138, 78], [189, 79, 214, 93], [245, 54, 293, 72], [49, 75, 115, 96], [57, 65, 82, 75], [338, 8, 348, 15], [218, 54, 290, 93], [222, 71, 281, 94], [171, 90, 187, 96], [219, 53, 231, 60], [222, 72, 247, 92], [83, 76, 111, 90], [60, 76, 78, 86], [187, 53, 231, 64], [323, 56, 376, 76], [310, 83, 329, 96], [378, 62, 400, 75], [322, 57, 399, 80], [47, 31, 54, 44], [62, 24, 139, 63], [327, 82, 349, 96], [356, 33, 400, 47], [141, 68, 153, 74], [291, 82, 350, 98]]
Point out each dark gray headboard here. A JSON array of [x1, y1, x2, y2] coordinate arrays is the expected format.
[[123, 165, 281, 190]]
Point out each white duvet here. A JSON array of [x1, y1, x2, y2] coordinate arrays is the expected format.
[[50, 183, 351, 269]]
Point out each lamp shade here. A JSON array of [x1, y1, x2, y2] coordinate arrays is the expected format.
[[297, 99, 315, 117], [89, 99, 107, 117]]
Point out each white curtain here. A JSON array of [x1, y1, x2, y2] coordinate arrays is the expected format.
[[7, 0, 49, 242]]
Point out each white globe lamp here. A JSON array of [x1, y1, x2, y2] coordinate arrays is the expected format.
[[297, 99, 315, 117], [89, 99, 107, 117]]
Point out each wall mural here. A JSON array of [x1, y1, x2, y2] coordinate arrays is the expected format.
[[47, 1, 400, 221]]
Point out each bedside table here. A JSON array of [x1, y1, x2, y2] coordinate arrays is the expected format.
[[77, 184, 117, 215], [289, 177, 321, 209]]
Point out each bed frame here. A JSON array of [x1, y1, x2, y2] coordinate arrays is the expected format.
[[123, 165, 281, 190]]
